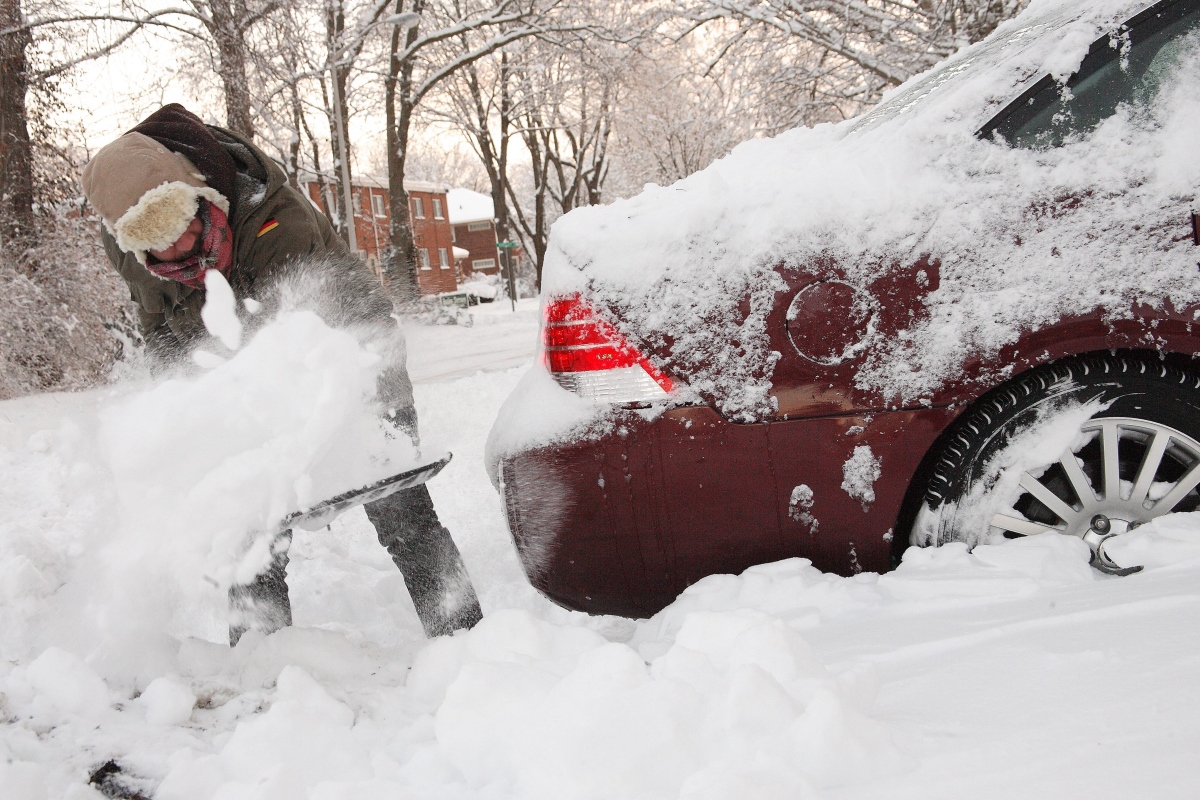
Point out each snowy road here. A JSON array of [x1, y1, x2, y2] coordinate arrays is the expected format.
[[2, 311, 1200, 799], [403, 298, 539, 384]]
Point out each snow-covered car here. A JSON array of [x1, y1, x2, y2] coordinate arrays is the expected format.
[[487, 0, 1200, 617]]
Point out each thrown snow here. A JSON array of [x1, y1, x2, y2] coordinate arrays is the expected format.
[[0, 304, 418, 683], [199, 271, 242, 351]]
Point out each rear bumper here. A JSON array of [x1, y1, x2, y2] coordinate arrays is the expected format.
[[497, 404, 953, 617]]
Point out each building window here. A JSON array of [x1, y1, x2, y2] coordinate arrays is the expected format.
[[467, 221, 490, 232], [472, 258, 496, 270], [432, 198, 444, 219], [419, 248, 431, 270], [438, 247, 449, 269], [412, 197, 425, 218], [450, 227, 456, 243], [372, 194, 386, 217], [352, 191, 363, 216]]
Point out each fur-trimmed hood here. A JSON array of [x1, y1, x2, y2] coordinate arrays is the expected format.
[[82, 131, 229, 265]]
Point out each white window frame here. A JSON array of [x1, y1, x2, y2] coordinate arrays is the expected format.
[[419, 248, 431, 270], [438, 247, 449, 269], [413, 197, 425, 218], [352, 191, 363, 216], [432, 198, 444, 219], [371, 194, 386, 217], [472, 258, 496, 270], [467, 221, 490, 232]]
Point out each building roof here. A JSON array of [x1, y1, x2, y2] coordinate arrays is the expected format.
[[447, 188, 494, 225]]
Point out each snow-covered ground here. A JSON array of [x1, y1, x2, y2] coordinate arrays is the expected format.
[[403, 299, 539, 385], [3, 308, 1200, 800]]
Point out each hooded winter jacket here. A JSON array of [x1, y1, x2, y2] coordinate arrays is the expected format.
[[86, 105, 414, 417], [89, 105, 362, 358]]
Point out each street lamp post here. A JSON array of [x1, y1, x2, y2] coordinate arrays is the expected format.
[[329, 11, 420, 255]]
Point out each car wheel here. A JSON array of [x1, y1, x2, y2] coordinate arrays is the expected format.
[[910, 352, 1200, 573]]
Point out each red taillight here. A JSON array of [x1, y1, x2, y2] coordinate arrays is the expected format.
[[540, 294, 674, 402], [545, 345, 637, 373]]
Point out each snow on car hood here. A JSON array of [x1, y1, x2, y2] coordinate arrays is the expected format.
[[542, 0, 1200, 420]]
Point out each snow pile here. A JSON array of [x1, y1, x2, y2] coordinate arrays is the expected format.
[[1105, 511, 1200, 568], [460, 279, 499, 300], [425, 608, 905, 798], [540, 0, 1200, 418]]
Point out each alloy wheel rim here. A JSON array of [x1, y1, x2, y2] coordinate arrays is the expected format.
[[989, 417, 1200, 565]]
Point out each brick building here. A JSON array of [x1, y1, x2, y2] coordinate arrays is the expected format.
[[447, 188, 501, 280], [300, 175, 459, 296]]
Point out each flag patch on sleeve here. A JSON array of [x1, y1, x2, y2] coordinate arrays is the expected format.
[[257, 219, 279, 237]]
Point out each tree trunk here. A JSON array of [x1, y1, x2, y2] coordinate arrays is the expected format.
[[285, 79, 302, 188], [208, 0, 255, 138], [299, 104, 335, 227], [514, 107, 550, 290], [491, 52, 511, 247], [384, 0, 423, 302], [462, 55, 511, 247], [325, 0, 352, 246], [0, 0, 35, 252]]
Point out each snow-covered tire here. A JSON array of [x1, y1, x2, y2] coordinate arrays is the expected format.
[[910, 351, 1200, 551]]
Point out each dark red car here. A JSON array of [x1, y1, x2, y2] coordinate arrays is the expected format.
[[488, 0, 1200, 617]]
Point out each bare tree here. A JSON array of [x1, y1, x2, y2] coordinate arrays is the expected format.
[[0, 0, 35, 249], [0, 2, 159, 395], [376, 0, 592, 301], [430, 1, 659, 289], [115, 0, 281, 139], [504, 39, 624, 288], [0, 2, 199, 250], [249, 0, 334, 211], [183, 0, 281, 138], [303, 0, 392, 244], [679, 0, 1028, 127], [608, 55, 749, 192]]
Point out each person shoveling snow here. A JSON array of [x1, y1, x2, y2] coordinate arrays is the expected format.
[[80, 103, 482, 643]]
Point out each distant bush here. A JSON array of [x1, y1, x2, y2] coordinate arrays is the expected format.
[[0, 213, 138, 400]]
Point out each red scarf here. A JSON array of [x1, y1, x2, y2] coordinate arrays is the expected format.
[[146, 199, 233, 288]]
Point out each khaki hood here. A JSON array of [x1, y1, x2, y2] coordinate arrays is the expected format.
[[82, 132, 230, 264]]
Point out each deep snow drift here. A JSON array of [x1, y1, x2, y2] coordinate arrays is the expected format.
[[3, 302, 1200, 799]]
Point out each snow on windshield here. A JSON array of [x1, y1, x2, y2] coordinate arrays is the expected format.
[[541, 0, 1200, 418]]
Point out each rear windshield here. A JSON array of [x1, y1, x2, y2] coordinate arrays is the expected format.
[[981, 0, 1200, 147]]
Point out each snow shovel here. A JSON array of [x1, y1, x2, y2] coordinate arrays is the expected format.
[[276, 452, 452, 535]]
